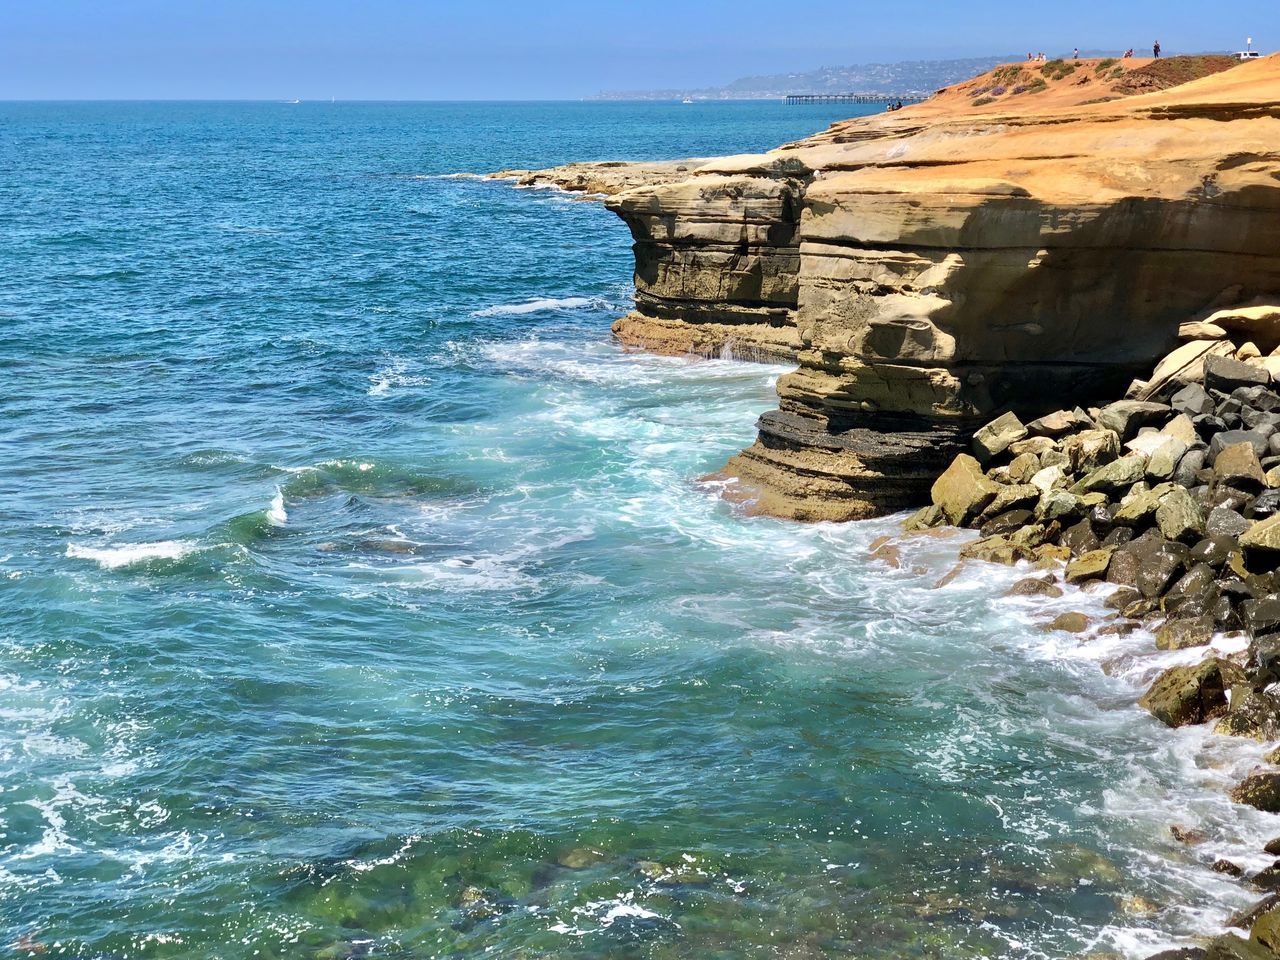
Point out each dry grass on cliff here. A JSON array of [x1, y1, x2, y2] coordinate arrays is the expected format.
[[931, 55, 1242, 115]]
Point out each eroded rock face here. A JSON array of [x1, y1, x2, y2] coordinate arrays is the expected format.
[[605, 56, 1280, 521]]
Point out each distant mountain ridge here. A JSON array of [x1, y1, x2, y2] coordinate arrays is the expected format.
[[592, 54, 1124, 100]]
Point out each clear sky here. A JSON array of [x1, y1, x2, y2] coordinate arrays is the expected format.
[[1, 0, 1273, 100]]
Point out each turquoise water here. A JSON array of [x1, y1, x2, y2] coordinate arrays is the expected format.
[[0, 101, 1263, 959]]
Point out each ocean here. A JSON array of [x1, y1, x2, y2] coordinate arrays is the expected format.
[[0, 100, 1269, 959]]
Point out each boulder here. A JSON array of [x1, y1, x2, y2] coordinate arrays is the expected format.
[[1215, 442, 1269, 488], [1204, 303, 1280, 346], [1096, 400, 1172, 441], [1026, 408, 1092, 438], [1252, 905, 1280, 955], [1155, 616, 1216, 651], [1209, 506, 1252, 539], [1114, 482, 1171, 526], [978, 483, 1041, 522], [1231, 770, 1280, 813], [979, 509, 1035, 537], [1138, 657, 1244, 727], [957, 535, 1033, 566], [1060, 518, 1100, 556], [1145, 339, 1238, 400], [1037, 490, 1085, 523], [1156, 486, 1206, 543], [1071, 455, 1147, 496], [1065, 547, 1113, 583], [1240, 342, 1264, 362], [1206, 355, 1272, 395], [1008, 436, 1057, 459], [1171, 383, 1215, 418], [931, 454, 1000, 526], [1216, 686, 1280, 740], [1179, 320, 1229, 340], [1204, 934, 1275, 960], [1039, 612, 1090, 633], [1006, 452, 1040, 484], [1242, 515, 1280, 555], [972, 411, 1028, 463], [1162, 413, 1200, 446], [1062, 429, 1121, 474], [1133, 538, 1189, 599], [1029, 464, 1066, 495], [1005, 576, 1063, 599], [1147, 437, 1189, 480], [1228, 894, 1280, 929], [1212, 431, 1271, 461]]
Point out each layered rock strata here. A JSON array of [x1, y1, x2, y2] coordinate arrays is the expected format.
[[601, 56, 1280, 520]]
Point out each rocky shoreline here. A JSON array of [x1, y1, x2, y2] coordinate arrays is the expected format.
[[892, 305, 1280, 960]]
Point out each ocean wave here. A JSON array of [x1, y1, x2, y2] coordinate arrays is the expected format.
[[64, 540, 197, 570], [471, 296, 608, 318], [367, 356, 432, 396], [276, 458, 478, 500]]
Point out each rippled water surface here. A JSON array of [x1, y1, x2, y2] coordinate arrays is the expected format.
[[0, 101, 1267, 959]]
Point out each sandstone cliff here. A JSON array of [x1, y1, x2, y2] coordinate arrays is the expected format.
[[602, 55, 1280, 520]]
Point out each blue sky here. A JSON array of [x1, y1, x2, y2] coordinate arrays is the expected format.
[[1, 0, 1273, 99]]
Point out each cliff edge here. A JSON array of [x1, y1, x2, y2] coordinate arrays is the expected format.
[[604, 55, 1280, 520]]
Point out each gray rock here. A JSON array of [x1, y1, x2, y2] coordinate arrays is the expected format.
[[1206, 355, 1271, 394], [1171, 382, 1215, 418], [1096, 400, 1172, 441], [1175, 448, 1208, 487], [1209, 506, 1252, 538]]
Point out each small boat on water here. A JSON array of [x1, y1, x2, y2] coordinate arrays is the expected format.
[[682, 97, 693, 104]]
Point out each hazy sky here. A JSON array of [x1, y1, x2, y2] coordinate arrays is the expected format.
[[1, 0, 1273, 99]]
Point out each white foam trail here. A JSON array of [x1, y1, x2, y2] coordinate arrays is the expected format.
[[65, 540, 196, 570], [267, 488, 287, 527], [471, 297, 603, 318]]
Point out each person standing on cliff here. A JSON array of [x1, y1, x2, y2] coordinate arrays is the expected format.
[[1073, 47, 1079, 59], [1153, 40, 1161, 57]]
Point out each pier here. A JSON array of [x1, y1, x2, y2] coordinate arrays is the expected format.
[[784, 93, 927, 105]]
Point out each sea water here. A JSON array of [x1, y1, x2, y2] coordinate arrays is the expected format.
[[0, 100, 1272, 959]]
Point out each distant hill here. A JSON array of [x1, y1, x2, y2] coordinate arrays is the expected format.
[[591, 54, 1128, 101]]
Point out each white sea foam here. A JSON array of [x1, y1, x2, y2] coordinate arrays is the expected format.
[[367, 356, 432, 396], [471, 296, 605, 318], [65, 540, 196, 570], [267, 488, 288, 527]]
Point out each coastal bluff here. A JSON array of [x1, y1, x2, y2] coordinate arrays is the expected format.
[[598, 55, 1280, 521]]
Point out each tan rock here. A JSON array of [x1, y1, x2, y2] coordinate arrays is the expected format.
[[1216, 442, 1267, 487], [1238, 341, 1263, 361], [1008, 436, 1058, 458], [1241, 514, 1280, 553], [931, 454, 1000, 525], [1066, 548, 1114, 583], [1062, 429, 1121, 474], [972, 411, 1028, 463], [1178, 320, 1228, 340]]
